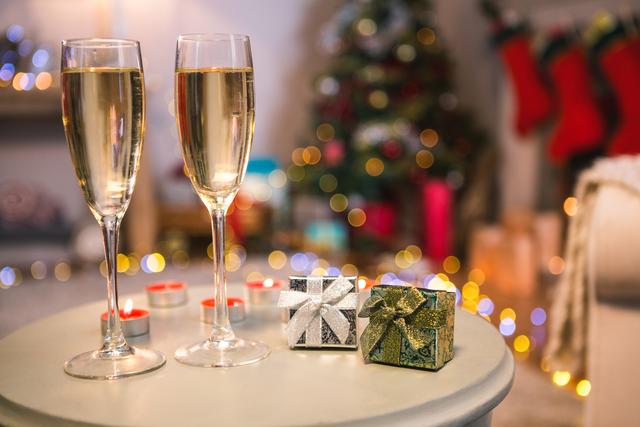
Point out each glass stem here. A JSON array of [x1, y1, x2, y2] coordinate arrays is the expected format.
[[209, 208, 235, 342], [100, 214, 128, 353]]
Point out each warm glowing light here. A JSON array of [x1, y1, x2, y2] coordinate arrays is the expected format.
[[365, 157, 384, 176], [468, 268, 485, 285], [123, 299, 134, 316], [417, 27, 436, 45], [30, 261, 46, 280], [368, 90, 389, 109], [416, 150, 434, 168], [477, 297, 494, 315], [291, 148, 305, 166], [316, 123, 335, 141], [548, 256, 565, 275], [552, 371, 571, 387], [396, 44, 416, 62], [358, 278, 367, 290], [576, 379, 591, 397], [513, 335, 530, 352], [12, 73, 24, 91], [356, 18, 377, 36], [54, 262, 71, 282], [341, 263, 358, 276], [462, 281, 479, 300], [311, 267, 327, 276], [225, 252, 241, 272], [406, 245, 422, 260], [500, 308, 516, 321], [302, 146, 322, 165], [268, 250, 287, 270], [540, 357, 551, 372], [395, 250, 412, 269], [263, 278, 275, 288], [347, 208, 366, 227], [142, 253, 166, 273], [319, 174, 338, 192], [330, 193, 349, 212], [35, 71, 52, 90], [116, 253, 130, 273], [563, 197, 578, 217], [420, 129, 439, 147], [442, 256, 460, 274], [127, 255, 140, 275]]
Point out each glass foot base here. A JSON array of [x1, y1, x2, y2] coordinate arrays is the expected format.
[[174, 337, 270, 367], [64, 346, 166, 380]]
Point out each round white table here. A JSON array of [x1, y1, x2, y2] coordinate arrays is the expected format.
[[0, 285, 513, 427]]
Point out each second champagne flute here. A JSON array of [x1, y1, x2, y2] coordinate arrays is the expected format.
[[173, 33, 270, 367]]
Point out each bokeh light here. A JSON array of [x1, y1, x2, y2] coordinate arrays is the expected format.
[[6, 24, 24, 43], [341, 263, 358, 276], [356, 18, 377, 36], [287, 165, 305, 182], [268, 169, 287, 188], [419, 129, 439, 147], [319, 174, 338, 192], [563, 197, 578, 217], [30, 261, 47, 280], [477, 297, 494, 315], [513, 335, 530, 352], [499, 318, 516, 336], [552, 370, 571, 387], [54, 262, 71, 282], [291, 148, 305, 166], [35, 71, 52, 90], [302, 146, 321, 165], [530, 307, 547, 326], [141, 253, 165, 273], [416, 150, 434, 168], [329, 193, 349, 212], [225, 252, 241, 272], [462, 281, 479, 300], [468, 268, 485, 285], [0, 266, 17, 288], [365, 157, 384, 176], [368, 90, 388, 109], [500, 308, 516, 321], [417, 27, 436, 45], [395, 44, 416, 62], [576, 379, 591, 397], [290, 252, 309, 272], [347, 208, 366, 227], [32, 48, 49, 68], [548, 256, 565, 275], [116, 253, 130, 273], [316, 123, 335, 141], [443, 255, 460, 274], [268, 250, 287, 270]]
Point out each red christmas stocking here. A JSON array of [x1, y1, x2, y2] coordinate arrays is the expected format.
[[498, 34, 554, 136], [599, 39, 640, 155], [547, 46, 606, 163]]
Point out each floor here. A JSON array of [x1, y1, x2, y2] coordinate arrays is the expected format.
[[0, 260, 584, 426]]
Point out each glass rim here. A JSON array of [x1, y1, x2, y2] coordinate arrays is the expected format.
[[62, 38, 140, 48], [178, 33, 250, 42]]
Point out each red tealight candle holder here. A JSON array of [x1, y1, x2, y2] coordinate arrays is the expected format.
[[100, 300, 149, 337], [200, 297, 245, 324], [244, 278, 283, 306], [145, 281, 188, 308]]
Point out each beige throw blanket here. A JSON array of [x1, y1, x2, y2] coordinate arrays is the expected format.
[[546, 155, 640, 375]]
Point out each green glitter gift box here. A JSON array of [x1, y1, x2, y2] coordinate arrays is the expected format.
[[358, 285, 455, 370]]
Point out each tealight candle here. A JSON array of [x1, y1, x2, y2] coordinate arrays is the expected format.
[[245, 278, 283, 306], [100, 299, 149, 337], [145, 281, 188, 307], [200, 297, 245, 324]]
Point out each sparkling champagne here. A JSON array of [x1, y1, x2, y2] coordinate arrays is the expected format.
[[175, 67, 254, 208], [61, 67, 145, 219]]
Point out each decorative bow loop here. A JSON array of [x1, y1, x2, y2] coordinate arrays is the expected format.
[[359, 287, 445, 359], [278, 276, 355, 347]]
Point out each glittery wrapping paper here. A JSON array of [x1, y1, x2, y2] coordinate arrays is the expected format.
[[359, 285, 455, 370], [285, 276, 358, 349]]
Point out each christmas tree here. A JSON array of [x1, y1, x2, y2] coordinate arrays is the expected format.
[[290, 0, 488, 256]]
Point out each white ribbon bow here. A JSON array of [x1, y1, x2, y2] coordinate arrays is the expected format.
[[277, 276, 357, 347]]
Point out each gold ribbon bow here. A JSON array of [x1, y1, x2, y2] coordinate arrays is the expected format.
[[358, 287, 447, 362]]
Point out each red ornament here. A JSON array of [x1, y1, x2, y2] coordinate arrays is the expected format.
[[381, 139, 402, 159], [323, 139, 345, 166]]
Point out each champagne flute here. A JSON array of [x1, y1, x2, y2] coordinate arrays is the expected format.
[[61, 38, 165, 379], [174, 33, 269, 367]]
